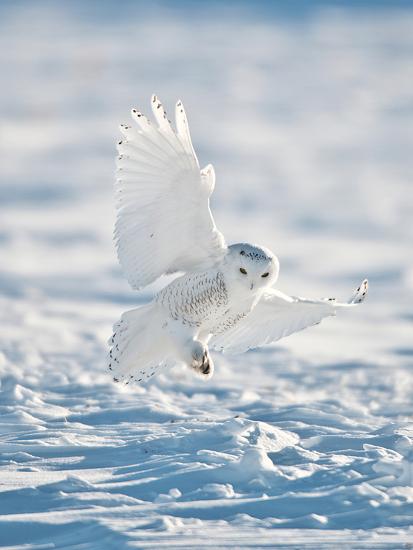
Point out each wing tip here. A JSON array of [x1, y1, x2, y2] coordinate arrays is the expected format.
[[201, 163, 214, 174], [349, 278, 369, 304], [175, 99, 186, 119], [151, 93, 158, 104]]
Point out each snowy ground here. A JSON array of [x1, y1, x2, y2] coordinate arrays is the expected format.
[[0, 1, 412, 548]]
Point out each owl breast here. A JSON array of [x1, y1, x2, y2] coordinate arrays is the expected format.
[[156, 270, 229, 328], [156, 269, 256, 336]]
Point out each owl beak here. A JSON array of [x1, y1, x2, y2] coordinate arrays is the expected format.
[[250, 283, 254, 290]]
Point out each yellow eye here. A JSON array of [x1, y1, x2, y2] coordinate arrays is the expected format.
[[261, 272, 270, 278], [239, 267, 247, 275]]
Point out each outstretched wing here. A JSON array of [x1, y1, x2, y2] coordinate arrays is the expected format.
[[211, 279, 368, 355], [115, 95, 226, 290]]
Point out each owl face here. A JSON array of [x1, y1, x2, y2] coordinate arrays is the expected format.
[[227, 243, 279, 291]]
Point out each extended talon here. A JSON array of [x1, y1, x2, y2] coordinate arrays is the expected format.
[[189, 343, 214, 378], [201, 361, 211, 375], [199, 351, 210, 374]]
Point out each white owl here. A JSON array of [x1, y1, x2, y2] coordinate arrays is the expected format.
[[108, 96, 368, 384]]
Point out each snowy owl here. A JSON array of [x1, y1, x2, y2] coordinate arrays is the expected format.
[[108, 96, 368, 384]]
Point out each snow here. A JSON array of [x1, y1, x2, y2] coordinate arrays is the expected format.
[[0, 1, 412, 547]]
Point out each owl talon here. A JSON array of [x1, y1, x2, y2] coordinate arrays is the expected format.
[[201, 361, 211, 375], [190, 342, 214, 379]]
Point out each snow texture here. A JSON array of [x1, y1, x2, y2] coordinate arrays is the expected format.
[[0, 1, 412, 548]]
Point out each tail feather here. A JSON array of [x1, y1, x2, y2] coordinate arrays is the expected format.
[[108, 304, 173, 384]]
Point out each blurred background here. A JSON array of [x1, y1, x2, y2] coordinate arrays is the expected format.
[[0, 0, 412, 367]]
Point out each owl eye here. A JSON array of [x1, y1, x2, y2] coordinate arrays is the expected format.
[[261, 272, 270, 278], [239, 267, 247, 275]]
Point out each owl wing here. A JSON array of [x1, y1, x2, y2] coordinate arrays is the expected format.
[[115, 95, 226, 290], [211, 279, 368, 354]]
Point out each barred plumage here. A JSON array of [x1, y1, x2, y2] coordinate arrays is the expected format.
[[156, 271, 228, 327]]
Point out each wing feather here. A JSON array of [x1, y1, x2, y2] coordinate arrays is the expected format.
[[175, 100, 198, 159], [211, 280, 368, 354], [115, 97, 226, 289]]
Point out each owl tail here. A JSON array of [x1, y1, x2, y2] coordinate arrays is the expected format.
[[108, 303, 173, 384]]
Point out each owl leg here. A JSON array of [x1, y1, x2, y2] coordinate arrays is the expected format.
[[190, 340, 214, 379]]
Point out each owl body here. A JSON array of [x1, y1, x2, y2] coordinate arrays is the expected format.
[[108, 96, 368, 385], [156, 269, 229, 330], [155, 262, 261, 339]]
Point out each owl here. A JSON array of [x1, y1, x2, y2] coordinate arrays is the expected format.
[[108, 96, 368, 384]]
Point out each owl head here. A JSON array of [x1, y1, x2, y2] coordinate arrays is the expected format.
[[226, 243, 279, 291]]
